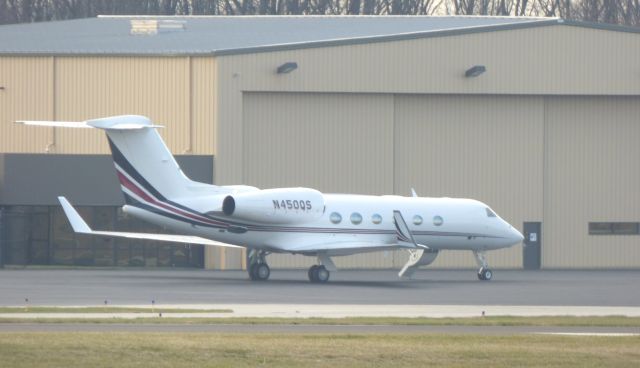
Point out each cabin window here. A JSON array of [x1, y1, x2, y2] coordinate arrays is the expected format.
[[433, 215, 444, 226], [371, 214, 382, 224], [486, 208, 497, 217], [330, 212, 342, 224], [413, 215, 423, 225], [350, 212, 363, 225]]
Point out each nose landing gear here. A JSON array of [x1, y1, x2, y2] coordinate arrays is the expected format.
[[478, 267, 493, 281], [473, 250, 493, 281]]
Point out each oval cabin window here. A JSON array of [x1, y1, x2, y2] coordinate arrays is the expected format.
[[371, 214, 382, 224], [413, 215, 423, 225], [330, 212, 342, 224], [433, 215, 444, 226], [350, 212, 363, 225]]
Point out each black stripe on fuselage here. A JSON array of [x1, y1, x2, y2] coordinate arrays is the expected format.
[[124, 196, 224, 229]]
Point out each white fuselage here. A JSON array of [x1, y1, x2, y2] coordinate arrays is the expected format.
[[124, 193, 523, 257]]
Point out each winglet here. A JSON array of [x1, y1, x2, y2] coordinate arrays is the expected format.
[[57, 196, 91, 233], [393, 210, 429, 250], [393, 210, 418, 245]]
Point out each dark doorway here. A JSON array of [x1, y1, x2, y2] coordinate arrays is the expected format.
[[523, 222, 541, 270]]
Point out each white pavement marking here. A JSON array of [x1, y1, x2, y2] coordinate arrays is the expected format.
[[1, 304, 640, 319]]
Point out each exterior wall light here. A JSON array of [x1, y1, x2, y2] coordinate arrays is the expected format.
[[276, 62, 298, 74], [465, 65, 486, 78]]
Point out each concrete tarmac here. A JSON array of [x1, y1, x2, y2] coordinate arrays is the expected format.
[[0, 269, 638, 307]]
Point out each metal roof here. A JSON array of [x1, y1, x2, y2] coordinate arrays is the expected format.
[[0, 15, 634, 56]]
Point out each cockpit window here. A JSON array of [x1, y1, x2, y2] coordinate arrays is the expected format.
[[486, 208, 497, 218]]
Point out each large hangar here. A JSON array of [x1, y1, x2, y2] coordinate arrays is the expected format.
[[0, 16, 639, 270]]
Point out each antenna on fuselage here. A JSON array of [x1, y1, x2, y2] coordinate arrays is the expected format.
[[410, 188, 418, 197]]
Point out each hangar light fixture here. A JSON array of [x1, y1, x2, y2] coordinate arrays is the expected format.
[[276, 62, 298, 74], [465, 65, 486, 78]]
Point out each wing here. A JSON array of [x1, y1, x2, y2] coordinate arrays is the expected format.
[[58, 196, 242, 248], [287, 241, 417, 256]]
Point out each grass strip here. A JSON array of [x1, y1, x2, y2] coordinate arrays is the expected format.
[[0, 332, 638, 367], [0, 307, 232, 314], [0, 316, 639, 327]]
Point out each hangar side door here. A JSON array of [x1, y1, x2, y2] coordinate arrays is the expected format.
[[523, 222, 541, 270]]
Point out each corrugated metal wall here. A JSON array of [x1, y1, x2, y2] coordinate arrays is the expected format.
[[394, 95, 543, 268], [0, 56, 216, 155], [543, 96, 640, 268], [215, 24, 640, 187], [191, 57, 217, 154], [242, 92, 394, 194], [0, 57, 53, 152]]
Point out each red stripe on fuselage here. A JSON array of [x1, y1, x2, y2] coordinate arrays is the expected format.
[[116, 170, 225, 227]]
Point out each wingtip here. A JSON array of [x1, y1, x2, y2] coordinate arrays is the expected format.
[[57, 196, 92, 233]]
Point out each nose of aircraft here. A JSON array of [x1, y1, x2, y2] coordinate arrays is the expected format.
[[509, 226, 525, 244]]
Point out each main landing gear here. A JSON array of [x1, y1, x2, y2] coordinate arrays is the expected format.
[[248, 249, 270, 281], [308, 265, 330, 283], [308, 254, 336, 283], [473, 250, 493, 281]]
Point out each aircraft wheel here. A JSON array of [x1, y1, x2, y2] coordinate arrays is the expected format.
[[256, 263, 271, 281], [308, 265, 319, 283], [316, 266, 330, 283], [249, 264, 259, 281], [479, 268, 493, 281]]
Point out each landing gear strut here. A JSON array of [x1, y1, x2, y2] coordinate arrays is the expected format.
[[308, 265, 330, 283], [473, 250, 493, 281], [247, 249, 270, 281]]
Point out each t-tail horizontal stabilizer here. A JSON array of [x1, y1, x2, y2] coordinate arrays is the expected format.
[[16, 115, 163, 130], [57, 196, 242, 248]]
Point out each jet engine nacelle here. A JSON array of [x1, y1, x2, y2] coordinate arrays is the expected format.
[[222, 188, 325, 224]]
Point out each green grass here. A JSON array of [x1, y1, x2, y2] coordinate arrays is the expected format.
[[0, 332, 638, 367], [0, 307, 232, 314], [0, 316, 639, 327]]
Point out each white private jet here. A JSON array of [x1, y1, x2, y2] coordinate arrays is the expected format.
[[18, 115, 524, 283]]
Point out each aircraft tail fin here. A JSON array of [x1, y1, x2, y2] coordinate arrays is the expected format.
[[18, 115, 217, 204]]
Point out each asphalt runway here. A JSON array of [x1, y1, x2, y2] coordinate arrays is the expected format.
[[0, 323, 638, 336], [0, 269, 638, 307]]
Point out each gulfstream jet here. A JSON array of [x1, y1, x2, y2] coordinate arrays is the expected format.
[[18, 115, 524, 283]]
